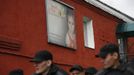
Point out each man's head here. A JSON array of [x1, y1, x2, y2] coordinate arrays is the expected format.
[[30, 50, 53, 74], [96, 43, 120, 69], [9, 69, 23, 75], [69, 64, 84, 75]]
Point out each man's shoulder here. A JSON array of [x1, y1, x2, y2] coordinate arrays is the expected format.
[[95, 69, 106, 75], [50, 64, 68, 75], [55, 65, 68, 75], [32, 73, 42, 75], [56, 69, 68, 75], [124, 65, 134, 75], [119, 62, 134, 75]]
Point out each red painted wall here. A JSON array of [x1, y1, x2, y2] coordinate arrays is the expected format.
[[0, 0, 123, 75], [0, 53, 34, 75]]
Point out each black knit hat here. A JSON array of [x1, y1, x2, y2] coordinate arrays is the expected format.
[[30, 50, 53, 62]]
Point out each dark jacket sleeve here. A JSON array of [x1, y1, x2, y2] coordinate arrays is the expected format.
[[48, 64, 69, 75], [56, 70, 68, 75], [56, 67, 68, 75], [32, 73, 42, 75], [95, 69, 105, 75]]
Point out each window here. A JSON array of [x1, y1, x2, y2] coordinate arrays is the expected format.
[[83, 17, 95, 49], [45, 0, 77, 49], [118, 38, 128, 63]]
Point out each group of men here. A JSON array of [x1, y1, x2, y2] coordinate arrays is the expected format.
[[9, 43, 134, 75]]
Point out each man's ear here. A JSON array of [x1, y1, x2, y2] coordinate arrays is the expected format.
[[47, 60, 52, 67], [113, 52, 118, 59]]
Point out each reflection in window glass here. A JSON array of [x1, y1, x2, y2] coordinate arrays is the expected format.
[[45, 0, 77, 49]]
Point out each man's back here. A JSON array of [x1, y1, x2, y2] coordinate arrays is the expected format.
[[95, 68, 122, 75], [96, 63, 134, 75]]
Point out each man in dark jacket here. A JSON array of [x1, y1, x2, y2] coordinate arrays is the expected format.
[[30, 50, 68, 75], [95, 43, 134, 75]]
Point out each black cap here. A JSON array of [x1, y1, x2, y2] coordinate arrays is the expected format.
[[30, 50, 53, 62], [69, 64, 83, 72], [85, 67, 97, 75], [96, 43, 119, 59], [9, 69, 23, 75]]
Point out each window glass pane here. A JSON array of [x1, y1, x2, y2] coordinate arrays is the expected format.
[[83, 17, 95, 49]]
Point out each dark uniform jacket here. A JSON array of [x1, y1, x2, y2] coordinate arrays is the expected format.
[[95, 64, 134, 75], [33, 64, 68, 75]]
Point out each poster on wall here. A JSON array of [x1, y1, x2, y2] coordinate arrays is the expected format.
[[45, 0, 77, 49]]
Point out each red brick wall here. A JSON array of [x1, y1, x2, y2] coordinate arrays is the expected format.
[[0, 0, 122, 75]]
